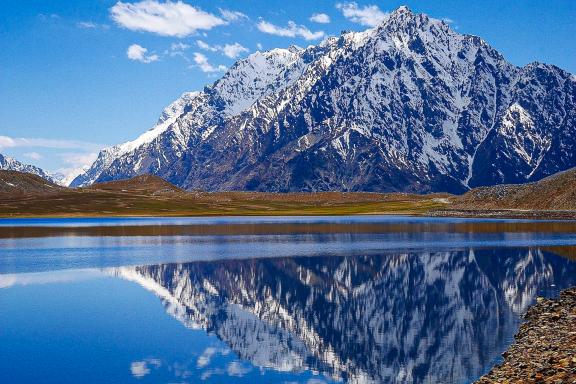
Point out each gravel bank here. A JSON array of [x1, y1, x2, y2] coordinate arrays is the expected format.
[[476, 287, 576, 383]]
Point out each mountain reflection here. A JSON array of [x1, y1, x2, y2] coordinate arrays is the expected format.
[[109, 248, 576, 383]]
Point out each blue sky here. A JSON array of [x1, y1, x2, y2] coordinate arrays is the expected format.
[[1, 0, 575, 175]]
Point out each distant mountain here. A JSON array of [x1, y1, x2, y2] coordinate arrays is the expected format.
[[70, 7, 575, 193], [0, 170, 64, 196], [51, 166, 90, 187], [454, 166, 576, 210], [0, 153, 55, 183]]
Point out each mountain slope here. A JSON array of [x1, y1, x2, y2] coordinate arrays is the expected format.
[[0, 153, 54, 183], [72, 7, 576, 193], [453, 166, 576, 210], [0, 170, 64, 196], [87, 174, 185, 195]]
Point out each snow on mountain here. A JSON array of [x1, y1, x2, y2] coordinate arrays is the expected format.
[[0, 152, 55, 182], [72, 7, 576, 193]]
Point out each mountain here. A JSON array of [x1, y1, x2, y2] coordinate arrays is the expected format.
[[110, 249, 576, 383], [453, 166, 576, 210], [0, 153, 55, 183], [72, 6, 576, 193], [0, 170, 64, 196]]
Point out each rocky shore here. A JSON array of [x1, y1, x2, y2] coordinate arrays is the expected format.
[[430, 209, 576, 220], [476, 287, 576, 383]]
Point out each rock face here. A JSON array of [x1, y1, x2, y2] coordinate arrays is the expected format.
[[0, 153, 54, 183], [111, 249, 576, 383], [73, 7, 576, 193]]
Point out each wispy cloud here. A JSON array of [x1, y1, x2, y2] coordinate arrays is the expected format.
[[219, 8, 248, 22], [196, 40, 218, 52], [77, 21, 110, 30], [171, 42, 190, 51], [257, 20, 325, 40], [110, 0, 228, 37], [165, 42, 190, 61], [196, 40, 249, 58], [127, 44, 159, 63], [336, 2, 387, 27], [309, 13, 331, 24], [192, 52, 226, 73], [0, 136, 103, 151]]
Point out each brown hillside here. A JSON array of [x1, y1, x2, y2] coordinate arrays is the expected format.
[[86, 174, 185, 196], [453, 168, 576, 210], [0, 170, 64, 197]]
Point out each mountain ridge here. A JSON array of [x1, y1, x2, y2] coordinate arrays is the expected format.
[[0, 153, 55, 183], [68, 7, 576, 193]]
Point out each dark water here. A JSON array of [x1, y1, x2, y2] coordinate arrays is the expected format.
[[1, 216, 576, 383]]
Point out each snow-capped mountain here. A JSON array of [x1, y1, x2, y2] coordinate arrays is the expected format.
[[0, 152, 55, 182], [73, 7, 576, 193], [110, 249, 576, 383]]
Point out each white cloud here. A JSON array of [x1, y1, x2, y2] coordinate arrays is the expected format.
[[0, 136, 102, 151], [23, 152, 42, 161], [196, 40, 249, 58], [127, 44, 159, 63], [309, 13, 331, 24], [442, 17, 454, 24], [110, 0, 226, 37], [256, 42, 263, 50], [192, 52, 226, 73], [219, 8, 248, 22], [336, 2, 387, 27], [257, 20, 325, 40]]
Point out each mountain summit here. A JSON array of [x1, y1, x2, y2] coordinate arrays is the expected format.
[[72, 7, 576, 193]]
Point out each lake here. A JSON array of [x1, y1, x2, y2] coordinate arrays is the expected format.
[[1, 216, 575, 383]]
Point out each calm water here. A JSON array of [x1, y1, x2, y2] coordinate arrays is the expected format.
[[1, 216, 576, 383]]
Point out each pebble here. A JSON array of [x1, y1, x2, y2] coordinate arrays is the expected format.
[[475, 287, 576, 384]]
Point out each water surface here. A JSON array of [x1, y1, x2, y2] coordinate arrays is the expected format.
[[1, 216, 575, 383]]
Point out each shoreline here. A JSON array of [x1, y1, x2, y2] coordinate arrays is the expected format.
[[475, 287, 576, 383], [2, 209, 576, 220]]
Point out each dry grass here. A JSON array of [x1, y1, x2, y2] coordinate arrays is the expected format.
[[0, 176, 449, 218]]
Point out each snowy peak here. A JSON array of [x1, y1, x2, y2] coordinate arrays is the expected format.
[[211, 46, 306, 116]]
